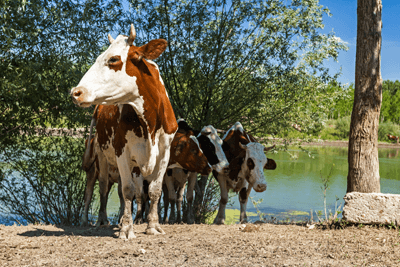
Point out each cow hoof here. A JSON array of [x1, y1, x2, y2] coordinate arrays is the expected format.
[[155, 225, 166, 234], [146, 227, 161, 235], [213, 218, 225, 225], [119, 229, 136, 240], [146, 224, 165, 235]]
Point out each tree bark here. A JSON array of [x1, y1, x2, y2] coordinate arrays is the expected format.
[[347, 0, 382, 193]]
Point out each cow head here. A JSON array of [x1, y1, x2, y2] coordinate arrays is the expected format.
[[235, 142, 270, 192], [197, 125, 229, 175], [70, 24, 168, 108], [169, 131, 212, 176]]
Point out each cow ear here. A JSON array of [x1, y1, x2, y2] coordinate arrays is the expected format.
[[264, 158, 276, 170], [139, 39, 168, 60], [264, 145, 275, 152]]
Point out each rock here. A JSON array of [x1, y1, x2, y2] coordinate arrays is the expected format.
[[343, 192, 400, 225]]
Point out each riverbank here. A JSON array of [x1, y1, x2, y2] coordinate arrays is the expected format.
[[266, 138, 400, 149], [1, 223, 399, 266]]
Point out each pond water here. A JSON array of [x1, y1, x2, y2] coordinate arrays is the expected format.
[[104, 145, 400, 223], [2, 146, 400, 225], [241, 146, 400, 221]]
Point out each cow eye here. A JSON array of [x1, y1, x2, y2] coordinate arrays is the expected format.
[[247, 158, 255, 170], [108, 56, 120, 65]]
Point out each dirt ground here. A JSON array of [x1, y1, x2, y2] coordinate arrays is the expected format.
[[1, 223, 399, 267]]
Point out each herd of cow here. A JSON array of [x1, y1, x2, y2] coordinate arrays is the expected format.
[[70, 24, 276, 240]]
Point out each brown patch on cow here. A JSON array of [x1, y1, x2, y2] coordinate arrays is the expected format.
[[228, 150, 246, 182], [95, 104, 149, 157], [168, 131, 210, 174], [247, 158, 255, 170], [132, 167, 141, 176], [264, 158, 277, 170], [223, 129, 251, 162], [107, 55, 122, 72], [125, 41, 177, 145], [94, 105, 120, 150]]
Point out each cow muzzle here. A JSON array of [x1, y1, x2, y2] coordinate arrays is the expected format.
[[70, 86, 91, 107], [253, 182, 267, 193]]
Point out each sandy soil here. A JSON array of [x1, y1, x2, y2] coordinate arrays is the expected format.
[[1, 223, 399, 266]]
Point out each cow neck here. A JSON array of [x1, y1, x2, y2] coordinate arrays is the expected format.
[[94, 104, 147, 157], [125, 48, 177, 144]]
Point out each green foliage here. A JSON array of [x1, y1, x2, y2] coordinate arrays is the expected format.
[[0, 135, 86, 225], [378, 122, 400, 141], [381, 80, 400, 123], [334, 116, 351, 139], [0, 0, 125, 225], [128, 0, 347, 135]]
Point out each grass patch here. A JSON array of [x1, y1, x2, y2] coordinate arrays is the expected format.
[[205, 209, 257, 225]]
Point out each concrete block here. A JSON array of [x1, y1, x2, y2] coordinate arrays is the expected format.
[[343, 192, 400, 225]]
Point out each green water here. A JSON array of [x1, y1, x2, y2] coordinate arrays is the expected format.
[[106, 146, 400, 222]]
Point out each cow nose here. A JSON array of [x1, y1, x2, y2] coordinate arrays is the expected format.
[[254, 183, 267, 192], [70, 86, 87, 104]]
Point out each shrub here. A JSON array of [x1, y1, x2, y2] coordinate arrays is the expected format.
[[334, 116, 351, 139], [0, 132, 87, 225], [378, 121, 400, 141]]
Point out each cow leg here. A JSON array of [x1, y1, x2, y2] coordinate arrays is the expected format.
[[186, 172, 197, 224], [162, 183, 169, 223], [239, 186, 252, 223], [96, 164, 111, 226], [145, 145, 172, 235], [133, 174, 144, 224], [176, 184, 185, 223], [116, 159, 136, 240], [81, 166, 97, 226], [214, 175, 229, 225], [164, 174, 177, 224], [142, 180, 150, 222], [117, 178, 125, 226]]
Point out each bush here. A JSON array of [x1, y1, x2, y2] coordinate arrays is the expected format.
[[334, 116, 351, 139], [378, 122, 400, 141], [0, 132, 87, 225]]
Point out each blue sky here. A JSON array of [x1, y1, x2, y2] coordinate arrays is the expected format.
[[319, 0, 400, 85]]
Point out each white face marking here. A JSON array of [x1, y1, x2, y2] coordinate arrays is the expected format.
[[242, 142, 267, 191], [200, 125, 229, 173], [74, 35, 144, 108]]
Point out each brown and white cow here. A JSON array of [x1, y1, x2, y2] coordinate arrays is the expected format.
[[134, 119, 212, 224], [163, 119, 230, 224], [213, 122, 276, 224], [70, 24, 178, 239]]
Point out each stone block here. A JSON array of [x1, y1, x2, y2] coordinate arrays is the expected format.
[[343, 192, 400, 225]]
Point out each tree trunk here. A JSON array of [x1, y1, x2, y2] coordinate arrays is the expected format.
[[347, 0, 382, 193]]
